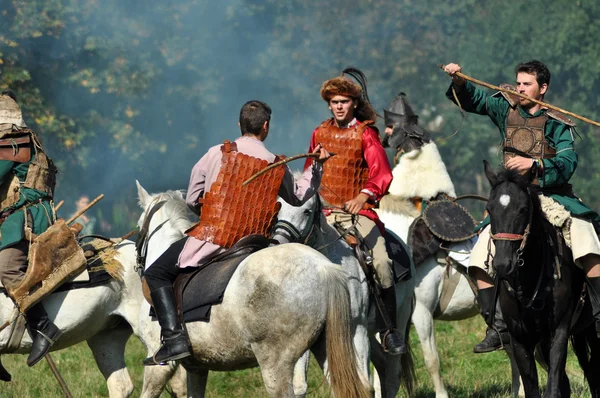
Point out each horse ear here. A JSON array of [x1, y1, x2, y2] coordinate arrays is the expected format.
[[483, 160, 498, 187], [136, 180, 151, 207]]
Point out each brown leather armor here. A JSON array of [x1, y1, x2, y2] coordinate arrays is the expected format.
[[186, 141, 285, 248], [315, 119, 372, 207], [503, 108, 556, 164], [0, 126, 57, 211]]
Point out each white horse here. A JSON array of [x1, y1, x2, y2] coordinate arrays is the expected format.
[[135, 183, 372, 398], [376, 140, 480, 398], [275, 195, 417, 398], [0, 240, 152, 397]]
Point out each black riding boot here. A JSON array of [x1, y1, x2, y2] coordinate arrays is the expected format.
[[474, 287, 510, 354], [143, 286, 192, 366], [585, 276, 600, 338], [378, 286, 406, 356], [26, 303, 61, 367]]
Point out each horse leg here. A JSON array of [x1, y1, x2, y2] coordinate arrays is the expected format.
[[370, 334, 402, 398], [168, 364, 190, 397], [545, 327, 571, 398], [140, 363, 179, 398], [504, 341, 524, 397], [292, 351, 310, 397], [186, 369, 209, 398], [510, 338, 541, 398], [86, 325, 134, 398], [253, 341, 296, 397], [411, 300, 448, 398]]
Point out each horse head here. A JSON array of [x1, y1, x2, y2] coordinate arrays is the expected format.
[[135, 181, 195, 268], [272, 194, 322, 245], [484, 160, 537, 281], [382, 92, 432, 155]]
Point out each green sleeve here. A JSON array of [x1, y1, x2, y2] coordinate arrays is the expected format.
[[0, 160, 15, 185], [446, 81, 510, 136], [539, 121, 577, 188]]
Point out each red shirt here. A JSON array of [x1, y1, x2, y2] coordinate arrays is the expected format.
[[304, 119, 392, 226]]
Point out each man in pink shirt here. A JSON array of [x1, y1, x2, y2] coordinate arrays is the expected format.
[[143, 100, 330, 366]]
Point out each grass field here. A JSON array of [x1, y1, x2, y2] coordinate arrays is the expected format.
[[0, 316, 590, 397]]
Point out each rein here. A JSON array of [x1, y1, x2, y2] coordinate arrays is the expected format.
[[135, 199, 167, 275], [488, 190, 560, 310]]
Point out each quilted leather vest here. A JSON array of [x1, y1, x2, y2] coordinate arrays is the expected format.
[[315, 119, 372, 207], [186, 140, 285, 248], [503, 108, 556, 164]]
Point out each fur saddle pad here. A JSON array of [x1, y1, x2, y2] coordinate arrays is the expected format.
[[0, 238, 124, 296], [408, 217, 442, 267], [422, 200, 477, 242], [174, 234, 271, 323], [385, 230, 412, 282]]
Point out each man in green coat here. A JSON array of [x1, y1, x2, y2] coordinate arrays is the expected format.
[[0, 91, 60, 366], [444, 60, 600, 353]]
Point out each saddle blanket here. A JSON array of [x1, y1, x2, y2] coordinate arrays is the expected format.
[[0, 238, 123, 295]]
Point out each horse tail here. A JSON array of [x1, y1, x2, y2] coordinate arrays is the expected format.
[[571, 330, 600, 397], [322, 263, 373, 398], [400, 296, 416, 397]]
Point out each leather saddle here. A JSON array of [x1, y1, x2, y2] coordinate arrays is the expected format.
[[173, 234, 271, 323]]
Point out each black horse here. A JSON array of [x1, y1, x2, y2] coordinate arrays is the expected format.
[[484, 160, 600, 397]]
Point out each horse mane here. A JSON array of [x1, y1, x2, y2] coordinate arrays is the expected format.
[[146, 189, 196, 232], [490, 168, 532, 191], [491, 168, 553, 239]]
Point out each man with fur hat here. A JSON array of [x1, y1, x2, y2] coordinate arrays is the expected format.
[[444, 60, 600, 353], [0, 90, 60, 366], [304, 68, 405, 355]]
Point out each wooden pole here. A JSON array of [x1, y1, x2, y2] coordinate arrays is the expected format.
[[66, 194, 104, 225], [242, 153, 334, 186], [45, 354, 73, 398], [438, 64, 600, 128], [54, 200, 65, 212]]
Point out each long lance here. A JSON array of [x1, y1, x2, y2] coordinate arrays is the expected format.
[[242, 152, 335, 187], [438, 64, 600, 128]]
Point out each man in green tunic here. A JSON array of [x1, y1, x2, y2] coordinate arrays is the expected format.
[[0, 91, 60, 366], [444, 60, 600, 353]]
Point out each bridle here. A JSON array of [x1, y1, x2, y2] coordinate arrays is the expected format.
[[487, 192, 533, 271], [135, 199, 168, 276], [272, 198, 322, 247], [272, 198, 356, 251], [487, 190, 551, 310]]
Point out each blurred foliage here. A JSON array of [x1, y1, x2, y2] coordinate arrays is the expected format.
[[1, 0, 599, 232]]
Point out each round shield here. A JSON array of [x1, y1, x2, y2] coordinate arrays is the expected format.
[[422, 200, 477, 242]]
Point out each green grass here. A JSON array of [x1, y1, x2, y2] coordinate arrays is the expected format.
[[0, 317, 591, 397]]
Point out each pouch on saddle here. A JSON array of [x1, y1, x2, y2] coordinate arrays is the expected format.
[[409, 199, 477, 266], [0, 134, 31, 163], [173, 234, 271, 323], [6, 219, 86, 314]]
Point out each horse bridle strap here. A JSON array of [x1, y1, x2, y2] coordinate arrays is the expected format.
[[135, 199, 168, 273]]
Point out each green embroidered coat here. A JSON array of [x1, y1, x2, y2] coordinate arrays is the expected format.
[[0, 154, 54, 250], [446, 81, 599, 230]]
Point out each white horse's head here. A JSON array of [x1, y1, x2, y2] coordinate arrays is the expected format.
[[273, 195, 321, 245], [135, 181, 195, 267]]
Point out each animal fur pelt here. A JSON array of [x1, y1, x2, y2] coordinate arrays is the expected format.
[[388, 142, 456, 199], [378, 195, 421, 217], [539, 194, 572, 247]]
